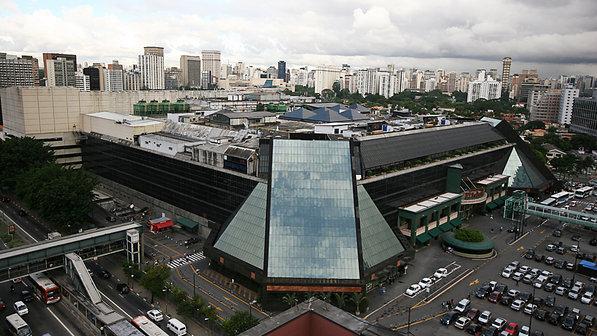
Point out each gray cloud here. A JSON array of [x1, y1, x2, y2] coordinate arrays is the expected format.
[[0, 0, 596, 75]]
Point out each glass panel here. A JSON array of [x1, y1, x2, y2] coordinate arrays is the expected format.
[[267, 140, 360, 280]]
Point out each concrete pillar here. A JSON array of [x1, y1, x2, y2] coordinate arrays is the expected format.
[[126, 229, 141, 265]]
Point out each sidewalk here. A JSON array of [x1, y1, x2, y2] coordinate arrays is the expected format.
[[110, 262, 218, 336], [202, 269, 259, 302]]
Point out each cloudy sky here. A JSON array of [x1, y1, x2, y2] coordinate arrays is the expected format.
[[1, 0, 596, 76]]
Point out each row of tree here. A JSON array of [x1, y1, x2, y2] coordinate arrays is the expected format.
[[0, 137, 97, 234], [282, 291, 368, 315]]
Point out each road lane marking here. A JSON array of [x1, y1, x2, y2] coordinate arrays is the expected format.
[[413, 268, 474, 309], [469, 279, 479, 286], [391, 311, 447, 330], [100, 290, 132, 319], [47, 306, 76, 336], [224, 296, 238, 306], [0, 209, 38, 242]]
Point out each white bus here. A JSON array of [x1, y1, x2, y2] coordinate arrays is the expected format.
[[575, 186, 594, 199], [551, 191, 573, 205], [131, 316, 169, 336], [5, 313, 32, 336], [540, 198, 557, 207]]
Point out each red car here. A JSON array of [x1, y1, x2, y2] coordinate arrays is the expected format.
[[488, 291, 502, 303], [504, 322, 519, 335], [0, 299, 6, 310]]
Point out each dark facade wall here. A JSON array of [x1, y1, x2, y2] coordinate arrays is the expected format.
[[83, 67, 100, 91], [81, 136, 258, 225], [266, 313, 355, 336], [363, 147, 511, 226]]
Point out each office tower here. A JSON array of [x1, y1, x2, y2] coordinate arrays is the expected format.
[[123, 70, 141, 91], [355, 68, 379, 95], [46, 57, 76, 87], [165, 67, 182, 90], [42, 53, 76, 81], [488, 68, 498, 81], [83, 67, 101, 90], [467, 71, 502, 102], [0, 53, 38, 88], [180, 55, 201, 87], [559, 84, 580, 124], [447, 72, 457, 93], [108, 60, 123, 71], [139, 46, 164, 89], [528, 88, 561, 123], [456, 73, 470, 93], [570, 90, 597, 137], [201, 50, 221, 86], [314, 66, 341, 94], [75, 72, 90, 91], [104, 68, 124, 91], [278, 61, 287, 82], [501, 57, 512, 97]]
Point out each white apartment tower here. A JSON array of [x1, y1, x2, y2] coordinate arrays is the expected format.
[[201, 50, 221, 86], [75, 73, 90, 91], [138, 46, 164, 90], [104, 69, 124, 92], [313, 66, 341, 94], [558, 84, 580, 124], [46, 57, 76, 87], [377, 72, 396, 98], [467, 71, 502, 102]]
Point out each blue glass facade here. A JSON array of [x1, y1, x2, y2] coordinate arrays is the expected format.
[[267, 140, 360, 280]]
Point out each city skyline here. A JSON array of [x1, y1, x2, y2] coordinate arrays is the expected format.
[[1, 0, 596, 76]]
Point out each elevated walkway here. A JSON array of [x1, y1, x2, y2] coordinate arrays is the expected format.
[[65, 253, 102, 305], [526, 202, 597, 228], [0, 222, 142, 282]]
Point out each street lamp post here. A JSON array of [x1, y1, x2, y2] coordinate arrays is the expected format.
[[130, 274, 134, 290], [248, 300, 257, 317], [572, 242, 581, 283], [407, 306, 412, 336], [529, 287, 535, 333], [162, 288, 169, 314], [193, 271, 196, 297]]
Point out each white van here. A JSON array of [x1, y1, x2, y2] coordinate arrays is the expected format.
[[454, 299, 471, 313], [167, 318, 187, 336]]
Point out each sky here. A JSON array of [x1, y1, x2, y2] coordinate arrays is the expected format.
[[1, 0, 597, 77]]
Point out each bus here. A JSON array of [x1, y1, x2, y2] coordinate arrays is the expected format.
[[5, 313, 32, 336], [131, 316, 169, 336], [540, 198, 556, 207], [575, 186, 594, 199], [551, 191, 573, 205], [29, 273, 60, 304]]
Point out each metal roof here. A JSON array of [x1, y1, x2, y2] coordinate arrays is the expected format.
[[358, 123, 505, 170], [401, 192, 461, 213]]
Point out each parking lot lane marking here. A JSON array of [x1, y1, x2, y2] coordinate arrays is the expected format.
[[47, 306, 76, 336], [469, 279, 479, 286], [100, 290, 133, 319], [414, 268, 475, 308], [364, 294, 405, 319], [391, 311, 447, 330]]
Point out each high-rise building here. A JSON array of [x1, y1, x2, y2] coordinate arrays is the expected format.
[[46, 57, 76, 87], [377, 71, 396, 98], [139, 46, 164, 89], [501, 57, 512, 97], [0, 53, 39, 88], [201, 50, 221, 86], [165, 67, 182, 90], [180, 55, 201, 87], [467, 71, 502, 102], [83, 67, 101, 91], [314, 66, 341, 94], [447, 72, 457, 93], [123, 70, 141, 91], [277, 61, 287, 82], [104, 69, 124, 92], [528, 88, 561, 123], [108, 60, 123, 71], [558, 84, 580, 125], [75, 72, 90, 91], [570, 90, 597, 137], [42, 53, 76, 82], [355, 68, 379, 95]]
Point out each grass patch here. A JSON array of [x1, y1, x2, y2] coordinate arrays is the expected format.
[[0, 217, 24, 248]]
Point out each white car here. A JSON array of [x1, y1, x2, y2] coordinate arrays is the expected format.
[[568, 286, 582, 300], [519, 325, 530, 336], [454, 316, 471, 330], [523, 303, 537, 314], [418, 278, 433, 289], [507, 289, 520, 297], [518, 265, 530, 273], [581, 291, 594, 304], [478, 310, 492, 325], [13, 301, 28, 316], [434, 268, 448, 278], [501, 268, 513, 278], [147, 309, 163, 322], [491, 318, 507, 330], [488, 281, 498, 291], [510, 299, 524, 311], [405, 284, 421, 297], [571, 245, 579, 252]]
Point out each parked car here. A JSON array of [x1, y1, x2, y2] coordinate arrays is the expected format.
[[568, 286, 582, 300], [466, 323, 482, 335], [510, 299, 524, 311], [19, 291, 33, 303], [440, 311, 460, 325], [555, 286, 567, 296], [507, 289, 520, 298], [523, 303, 537, 314], [519, 325, 530, 336], [561, 314, 577, 331], [555, 259, 565, 269], [466, 308, 480, 320], [518, 292, 533, 302], [504, 322, 519, 335], [545, 256, 555, 265], [116, 283, 130, 294], [553, 229, 562, 237], [545, 295, 556, 307], [546, 244, 556, 252], [482, 326, 499, 336], [418, 278, 433, 289], [566, 262, 575, 271], [147, 309, 163, 322], [405, 284, 421, 297], [544, 283, 556, 292], [581, 291, 594, 304], [501, 268, 514, 278], [556, 247, 565, 255], [475, 284, 492, 299], [13, 301, 28, 316], [512, 272, 524, 282], [489, 291, 503, 303], [454, 299, 471, 313], [455, 316, 472, 330], [534, 254, 545, 262], [533, 308, 548, 321], [500, 295, 514, 306], [478, 310, 492, 325], [491, 318, 507, 331], [434, 268, 448, 278]]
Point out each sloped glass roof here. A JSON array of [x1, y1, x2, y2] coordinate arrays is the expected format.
[[214, 183, 267, 269], [503, 147, 545, 189], [357, 185, 405, 269], [267, 139, 360, 280]]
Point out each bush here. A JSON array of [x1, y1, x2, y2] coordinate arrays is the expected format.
[[454, 228, 484, 242]]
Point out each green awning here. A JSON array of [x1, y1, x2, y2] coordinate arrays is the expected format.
[[428, 227, 442, 237], [440, 222, 454, 232], [176, 217, 199, 231], [486, 202, 498, 210], [494, 198, 505, 207], [451, 218, 462, 227], [415, 233, 432, 245]]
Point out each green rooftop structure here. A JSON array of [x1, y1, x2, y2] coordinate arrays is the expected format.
[[133, 99, 190, 116]]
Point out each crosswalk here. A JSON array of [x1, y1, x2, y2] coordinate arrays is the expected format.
[[167, 252, 206, 268]]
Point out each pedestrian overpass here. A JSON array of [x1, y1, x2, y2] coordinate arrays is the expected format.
[[0, 222, 142, 282], [504, 190, 597, 229]]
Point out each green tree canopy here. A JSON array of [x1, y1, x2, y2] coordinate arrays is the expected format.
[[0, 137, 54, 190], [454, 228, 485, 243], [140, 265, 171, 303], [15, 164, 96, 233], [221, 311, 259, 336]]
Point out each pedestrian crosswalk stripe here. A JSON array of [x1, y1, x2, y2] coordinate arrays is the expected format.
[[167, 252, 205, 268]]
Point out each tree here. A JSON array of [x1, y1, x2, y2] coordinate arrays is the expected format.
[[282, 293, 298, 308], [518, 120, 545, 132], [0, 137, 54, 191], [255, 103, 265, 111], [332, 292, 347, 309], [321, 89, 335, 102], [140, 265, 171, 303], [221, 311, 259, 336], [332, 81, 341, 96], [350, 292, 368, 316], [15, 164, 96, 233], [550, 154, 578, 178], [454, 228, 485, 242]]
